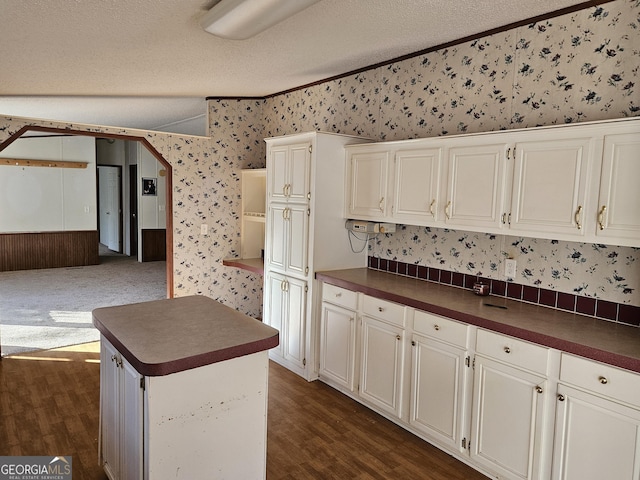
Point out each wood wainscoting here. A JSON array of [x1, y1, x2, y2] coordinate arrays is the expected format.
[[0, 231, 99, 272], [141, 228, 166, 262]]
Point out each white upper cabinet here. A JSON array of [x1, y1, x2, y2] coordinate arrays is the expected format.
[[268, 142, 311, 204], [595, 131, 640, 246], [344, 118, 640, 247], [444, 139, 509, 231], [393, 147, 443, 224], [346, 145, 391, 219], [508, 134, 594, 238]]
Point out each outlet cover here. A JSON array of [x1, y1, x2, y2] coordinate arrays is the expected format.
[[505, 259, 517, 278]]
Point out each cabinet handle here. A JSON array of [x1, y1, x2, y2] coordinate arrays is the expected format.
[[558, 394, 565, 402], [506, 147, 511, 159], [504, 346, 511, 354], [445, 201, 451, 219], [378, 306, 384, 312], [282, 184, 287, 196], [501, 212, 507, 225], [429, 199, 436, 217], [281, 279, 287, 292], [287, 184, 292, 197], [598, 376, 608, 385], [535, 386, 543, 394], [335, 292, 342, 298], [411, 340, 416, 347], [434, 324, 440, 331], [396, 335, 401, 341], [575, 205, 583, 230], [379, 197, 385, 213], [598, 205, 607, 230], [508, 213, 511, 225]]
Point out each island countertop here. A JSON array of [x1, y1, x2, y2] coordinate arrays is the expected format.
[[92, 295, 279, 376], [316, 268, 640, 374]]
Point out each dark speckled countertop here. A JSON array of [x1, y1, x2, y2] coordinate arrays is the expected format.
[[316, 268, 640, 374], [93, 295, 279, 376]]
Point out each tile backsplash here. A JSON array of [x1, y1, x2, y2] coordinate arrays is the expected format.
[[368, 253, 640, 327]]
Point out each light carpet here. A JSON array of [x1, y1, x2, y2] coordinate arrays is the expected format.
[[0, 248, 166, 356]]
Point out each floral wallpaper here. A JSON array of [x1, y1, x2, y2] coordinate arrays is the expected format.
[[257, 0, 640, 308], [1, 0, 638, 325]]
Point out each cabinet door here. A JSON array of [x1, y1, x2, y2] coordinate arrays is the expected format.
[[264, 272, 286, 359], [268, 145, 289, 202], [509, 137, 592, 237], [120, 359, 144, 480], [288, 143, 311, 203], [286, 204, 309, 276], [445, 142, 508, 229], [348, 148, 391, 219], [266, 204, 287, 272], [470, 355, 547, 480], [100, 339, 120, 480], [283, 276, 307, 369], [393, 148, 442, 224], [410, 335, 468, 452], [551, 384, 640, 480], [319, 302, 357, 391], [359, 316, 404, 417], [596, 132, 640, 244]]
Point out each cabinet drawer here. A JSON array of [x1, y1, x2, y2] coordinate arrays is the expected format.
[[476, 329, 548, 374], [560, 353, 640, 407], [322, 284, 358, 310], [362, 295, 405, 327], [413, 310, 468, 347]]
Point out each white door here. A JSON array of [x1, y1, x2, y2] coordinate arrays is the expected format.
[[410, 335, 468, 451], [470, 355, 547, 480], [445, 142, 508, 229], [551, 384, 640, 480], [596, 132, 640, 244], [319, 302, 357, 391], [348, 148, 391, 219], [509, 137, 592, 237], [98, 165, 120, 251], [359, 316, 404, 418], [393, 148, 442, 224]]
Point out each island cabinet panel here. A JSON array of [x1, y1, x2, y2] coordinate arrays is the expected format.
[[94, 295, 278, 480]]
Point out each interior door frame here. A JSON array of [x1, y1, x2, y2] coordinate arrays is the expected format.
[[0, 125, 174, 299]]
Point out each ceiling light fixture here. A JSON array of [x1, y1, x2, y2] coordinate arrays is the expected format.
[[200, 0, 321, 40]]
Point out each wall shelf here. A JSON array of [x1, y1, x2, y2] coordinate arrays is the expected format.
[[1, 157, 89, 169]]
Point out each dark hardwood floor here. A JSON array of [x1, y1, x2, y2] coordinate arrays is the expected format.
[[0, 343, 488, 480]]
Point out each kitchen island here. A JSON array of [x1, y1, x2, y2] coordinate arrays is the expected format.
[[93, 295, 279, 480]]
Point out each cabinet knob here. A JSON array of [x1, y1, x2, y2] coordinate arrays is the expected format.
[[378, 306, 384, 312], [504, 346, 511, 354], [535, 386, 543, 394], [557, 394, 565, 402], [434, 324, 440, 331], [598, 376, 608, 385], [396, 335, 401, 341]]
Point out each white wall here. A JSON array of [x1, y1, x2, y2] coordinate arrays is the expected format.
[[138, 143, 166, 230], [0, 135, 96, 232]]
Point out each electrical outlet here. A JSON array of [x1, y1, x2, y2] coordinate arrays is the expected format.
[[201, 224, 208, 235], [505, 258, 517, 278]]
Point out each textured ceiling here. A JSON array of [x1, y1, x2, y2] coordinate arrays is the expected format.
[[0, 0, 593, 134]]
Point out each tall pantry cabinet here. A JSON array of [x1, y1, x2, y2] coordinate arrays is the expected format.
[[263, 132, 369, 380]]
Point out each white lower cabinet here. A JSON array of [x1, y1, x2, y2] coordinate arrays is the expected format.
[[359, 314, 405, 417], [318, 282, 640, 480], [551, 354, 640, 480], [264, 271, 307, 374], [100, 337, 143, 480]]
